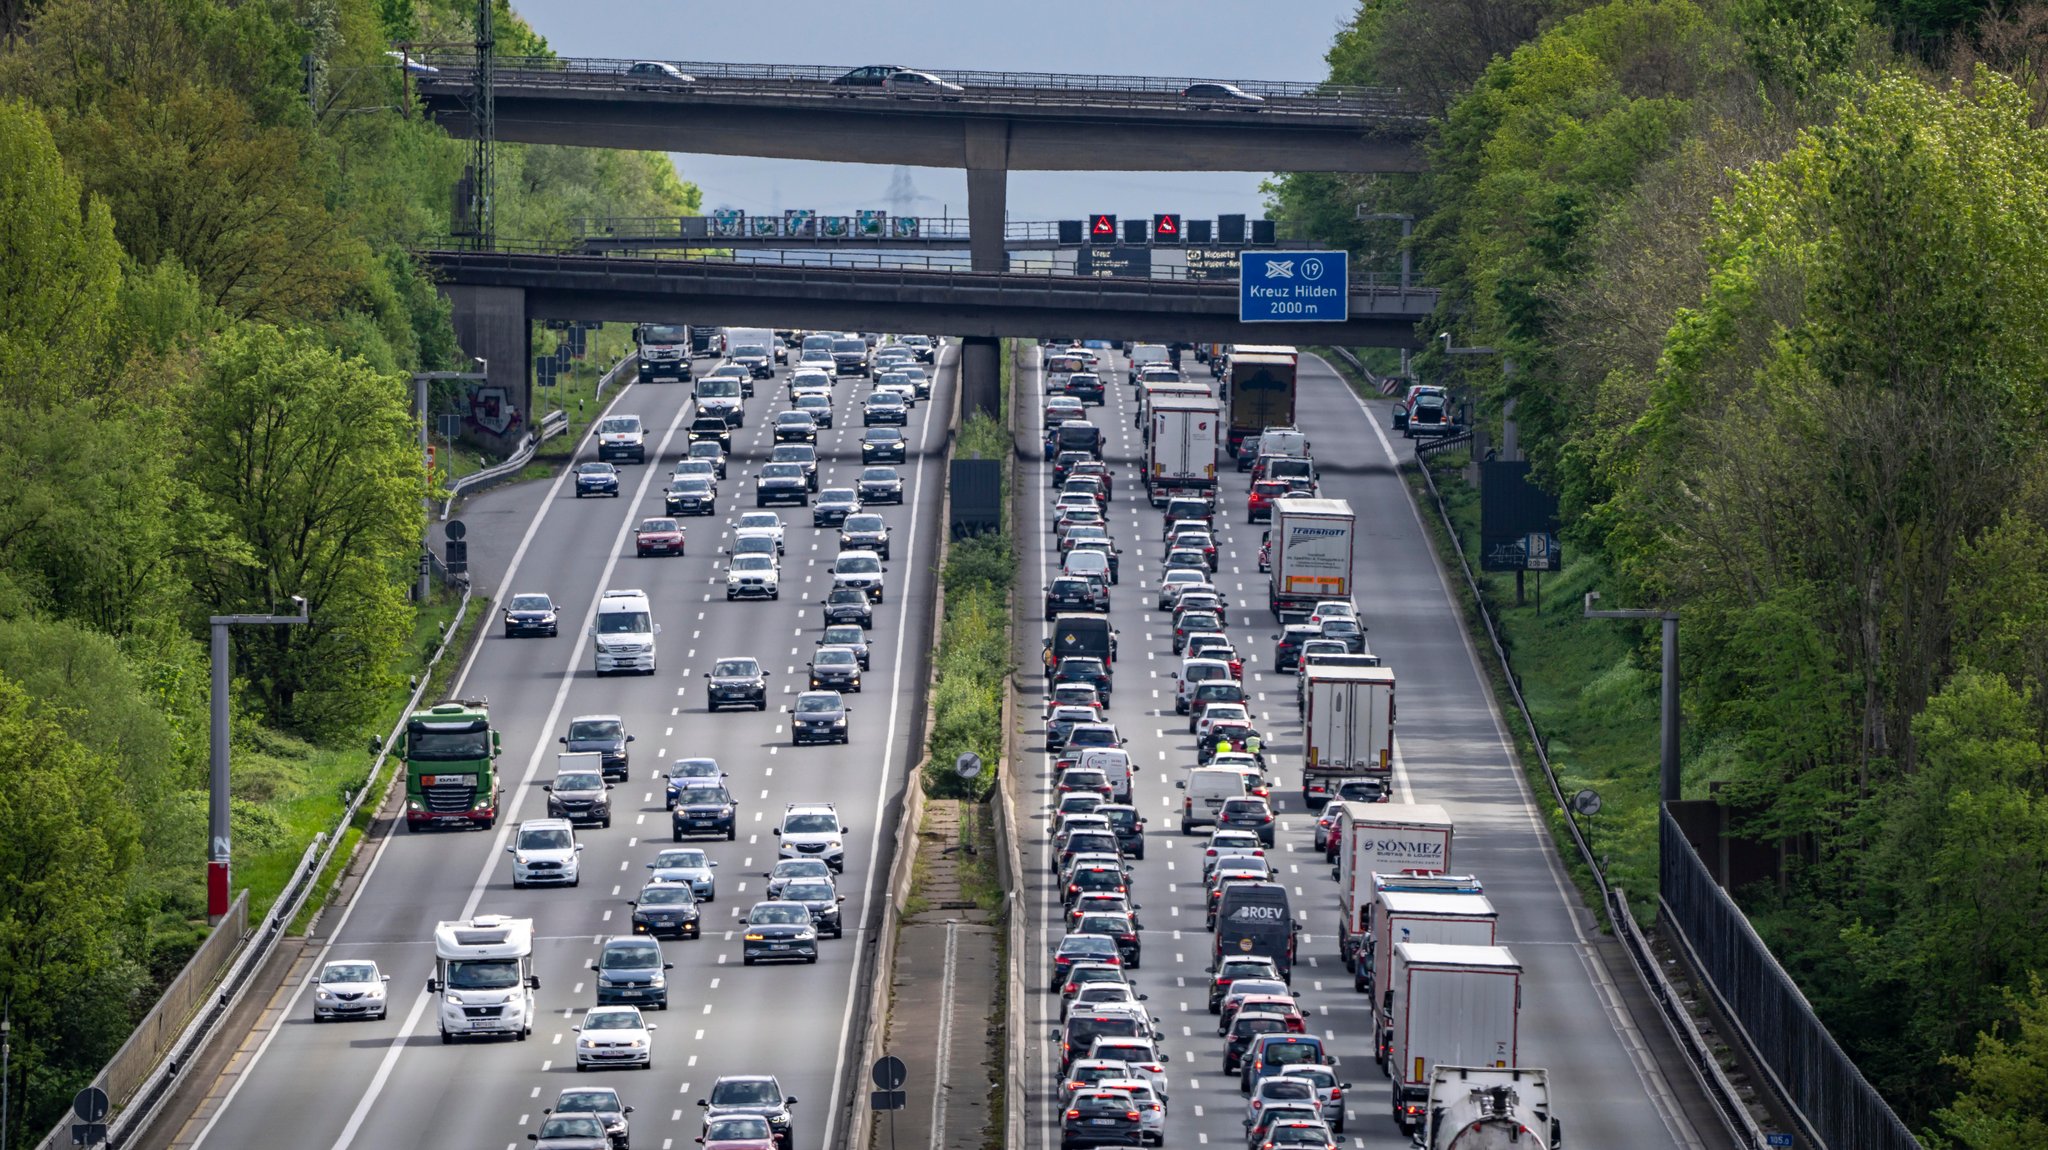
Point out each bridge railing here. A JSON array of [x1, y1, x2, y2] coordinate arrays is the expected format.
[[408, 53, 1419, 118]]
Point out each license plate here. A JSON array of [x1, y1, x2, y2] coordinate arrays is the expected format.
[[1091, 1118, 1116, 1126], [619, 989, 641, 997], [769, 943, 789, 950]]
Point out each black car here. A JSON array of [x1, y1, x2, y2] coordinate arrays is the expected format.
[[628, 881, 701, 939], [740, 901, 819, 965], [1051, 451, 1092, 486], [503, 592, 560, 637], [574, 462, 620, 498], [855, 466, 904, 505], [774, 411, 819, 443], [817, 624, 872, 669], [763, 857, 834, 899], [669, 779, 738, 841], [687, 439, 728, 478], [838, 514, 893, 559], [561, 715, 632, 780], [545, 770, 612, 827], [791, 690, 851, 745], [705, 657, 769, 711], [861, 427, 907, 464], [793, 394, 833, 428], [812, 488, 861, 528], [1096, 803, 1146, 860], [1272, 624, 1323, 672], [687, 414, 732, 451], [1061, 373, 1106, 405], [1208, 955, 1287, 1012], [807, 646, 863, 693], [770, 444, 820, 491], [1060, 1090, 1145, 1149], [698, 1076, 798, 1150], [662, 757, 725, 809], [779, 878, 845, 938], [1044, 576, 1102, 620], [1074, 911, 1141, 967], [665, 477, 716, 516], [754, 462, 810, 507], [863, 393, 908, 426], [822, 587, 874, 629], [1217, 796, 1277, 846], [1053, 657, 1112, 704]]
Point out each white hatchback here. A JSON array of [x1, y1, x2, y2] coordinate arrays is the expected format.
[[574, 1005, 656, 1071]]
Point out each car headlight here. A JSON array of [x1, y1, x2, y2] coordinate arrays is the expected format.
[[827, 841, 842, 851], [596, 975, 616, 987], [794, 930, 816, 941], [316, 988, 335, 1001], [446, 993, 466, 1005], [513, 855, 530, 866], [744, 932, 766, 941], [627, 1038, 647, 1049]]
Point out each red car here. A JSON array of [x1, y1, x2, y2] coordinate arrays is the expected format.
[[1247, 479, 1289, 523], [635, 517, 686, 556], [699, 1113, 778, 1150]]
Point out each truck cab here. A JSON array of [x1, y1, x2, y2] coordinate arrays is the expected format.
[[635, 324, 693, 383], [402, 700, 501, 830]]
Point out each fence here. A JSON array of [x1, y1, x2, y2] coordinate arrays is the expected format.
[[1410, 449, 1769, 1149], [1662, 813, 1923, 1150]]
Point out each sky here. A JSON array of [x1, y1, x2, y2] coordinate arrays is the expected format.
[[512, 0, 1360, 223]]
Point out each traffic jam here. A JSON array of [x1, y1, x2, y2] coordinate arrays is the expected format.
[[1036, 343, 1557, 1150]]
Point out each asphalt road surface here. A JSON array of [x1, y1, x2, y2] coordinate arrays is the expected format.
[[167, 347, 953, 1150], [1013, 347, 1703, 1149]]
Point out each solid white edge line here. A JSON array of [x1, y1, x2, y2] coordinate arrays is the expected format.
[[186, 380, 645, 1150], [818, 341, 952, 1150]]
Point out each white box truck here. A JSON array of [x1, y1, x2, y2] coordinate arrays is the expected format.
[[1380, 943, 1523, 1134], [1301, 664, 1396, 806], [1268, 497, 1355, 616], [1145, 395, 1221, 505], [1417, 1065, 1560, 1150], [1336, 803, 1454, 965], [1359, 888, 1497, 996], [427, 914, 537, 1042]]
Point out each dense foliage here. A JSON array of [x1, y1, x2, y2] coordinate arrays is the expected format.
[[924, 412, 1014, 801], [1272, 0, 2048, 1137], [0, 0, 697, 1141]]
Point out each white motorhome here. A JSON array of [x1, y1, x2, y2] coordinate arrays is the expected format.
[[427, 914, 537, 1042]]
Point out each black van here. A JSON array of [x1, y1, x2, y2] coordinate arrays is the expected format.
[[1212, 881, 1297, 977], [1053, 422, 1104, 459], [1047, 614, 1117, 671]]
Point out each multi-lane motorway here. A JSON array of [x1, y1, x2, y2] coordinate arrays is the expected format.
[[1011, 348, 1706, 1149], [160, 349, 954, 1150]]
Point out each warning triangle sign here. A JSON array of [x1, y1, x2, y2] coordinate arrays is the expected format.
[[1091, 214, 1116, 238]]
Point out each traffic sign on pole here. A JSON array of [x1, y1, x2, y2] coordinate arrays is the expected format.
[[869, 1090, 907, 1111], [73, 1087, 109, 1124], [871, 1055, 908, 1090], [1239, 251, 1348, 323]]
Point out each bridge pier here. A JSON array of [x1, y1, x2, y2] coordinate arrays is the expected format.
[[959, 337, 1002, 419], [961, 121, 1009, 418], [445, 284, 533, 455]]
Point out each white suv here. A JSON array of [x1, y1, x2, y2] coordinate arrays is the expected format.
[[775, 803, 847, 872], [726, 553, 780, 600], [1175, 658, 1234, 714], [831, 550, 887, 602], [507, 818, 583, 888], [596, 414, 647, 464]]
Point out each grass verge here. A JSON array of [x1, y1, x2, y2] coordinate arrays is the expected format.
[[923, 407, 1015, 801], [534, 325, 638, 463]]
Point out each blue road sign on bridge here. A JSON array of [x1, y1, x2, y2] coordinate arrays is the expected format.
[[1240, 250, 1348, 323]]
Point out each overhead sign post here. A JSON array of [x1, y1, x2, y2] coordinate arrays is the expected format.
[[1239, 251, 1349, 323]]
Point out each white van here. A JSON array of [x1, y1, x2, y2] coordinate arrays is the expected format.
[[596, 414, 647, 464], [1078, 748, 1133, 803], [1062, 549, 1111, 583], [1176, 765, 1250, 833], [590, 588, 658, 675]]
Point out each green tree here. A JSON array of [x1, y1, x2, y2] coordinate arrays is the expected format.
[[0, 97, 122, 410], [1936, 973, 2048, 1149], [181, 324, 422, 737]]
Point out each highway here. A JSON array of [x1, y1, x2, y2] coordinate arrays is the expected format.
[[160, 348, 954, 1150], [1012, 348, 1703, 1148]]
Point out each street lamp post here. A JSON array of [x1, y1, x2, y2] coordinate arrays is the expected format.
[[207, 600, 310, 922], [1584, 592, 1682, 803], [409, 361, 488, 602], [2, 1011, 12, 1150]]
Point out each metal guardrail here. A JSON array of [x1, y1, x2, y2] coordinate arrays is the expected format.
[[1662, 814, 1920, 1150], [439, 351, 632, 519], [1410, 449, 1770, 1150], [569, 215, 1312, 249], [1327, 346, 1407, 395], [42, 584, 478, 1150], [406, 53, 1420, 121]]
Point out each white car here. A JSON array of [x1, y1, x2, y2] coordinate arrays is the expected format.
[[1175, 658, 1235, 714], [1085, 1036, 1169, 1100], [1101, 1078, 1168, 1141], [595, 414, 647, 464], [797, 349, 835, 373], [1245, 1073, 1321, 1129], [788, 368, 833, 398], [830, 550, 887, 602], [508, 818, 582, 888], [1155, 567, 1208, 609], [874, 377, 917, 406], [1064, 981, 1144, 1021], [735, 511, 785, 554], [574, 1005, 656, 1071], [646, 847, 718, 900], [1193, 702, 1250, 743], [1307, 600, 1358, 625], [726, 553, 780, 600], [776, 803, 847, 872], [310, 958, 389, 1022]]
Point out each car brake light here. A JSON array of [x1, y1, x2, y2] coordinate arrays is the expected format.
[[1065, 1110, 1080, 1119], [1328, 1088, 1342, 1100], [1126, 1111, 1141, 1122]]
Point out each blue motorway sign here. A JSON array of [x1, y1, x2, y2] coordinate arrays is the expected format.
[[1239, 251, 1348, 323]]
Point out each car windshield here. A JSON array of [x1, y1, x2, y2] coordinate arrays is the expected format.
[[821, 489, 858, 504], [677, 783, 728, 802], [669, 760, 719, 779], [584, 1010, 642, 1030], [555, 773, 603, 793], [773, 859, 829, 878], [598, 418, 639, 435], [844, 515, 886, 532], [750, 904, 811, 925], [762, 463, 802, 478], [706, 1116, 773, 1140], [1266, 1043, 1321, 1065], [733, 555, 774, 571], [817, 649, 857, 667], [578, 463, 612, 475], [700, 379, 740, 397], [797, 693, 843, 714], [676, 461, 715, 477], [833, 339, 864, 353], [639, 885, 694, 905], [783, 811, 838, 832], [828, 589, 865, 604], [540, 1116, 607, 1139], [673, 479, 711, 494], [869, 394, 902, 407], [739, 514, 778, 530], [604, 942, 661, 969], [570, 719, 623, 740], [866, 429, 902, 442], [407, 728, 488, 759], [321, 962, 377, 984], [690, 442, 722, 457], [597, 611, 649, 634], [554, 1090, 620, 1113], [858, 471, 896, 485], [509, 595, 552, 611], [642, 519, 679, 532], [784, 881, 835, 901], [777, 412, 811, 424], [713, 660, 759, 677], [797, 395, 828, 408], [836, 556, 881, 574], [518, 827, 572, 851], [823, 627, 863, 644], [654, 849, 708, 869], [712, 1080, 783, 1106], [445, 957, 519, 989]]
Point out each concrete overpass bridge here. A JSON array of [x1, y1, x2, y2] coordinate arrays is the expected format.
[[429, 248, 1434, 434]]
